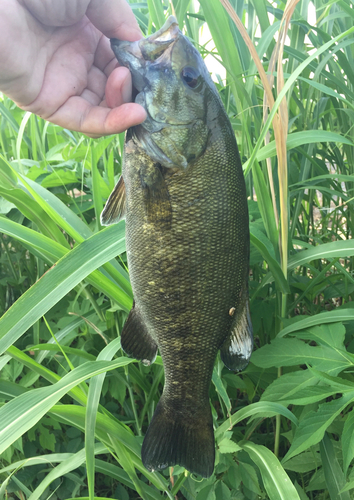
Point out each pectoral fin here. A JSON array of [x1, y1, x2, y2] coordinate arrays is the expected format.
[[101, 175, 126, 226], [140, 164, 172, 227], [220, 300, 253, 372], [121, 303, 158, 366]]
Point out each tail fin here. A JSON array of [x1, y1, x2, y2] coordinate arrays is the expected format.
[[141, 398, 215, 478]]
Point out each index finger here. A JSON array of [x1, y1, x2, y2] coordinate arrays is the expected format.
[[46, 99, 147, 137], [86, 0, 142, 41]]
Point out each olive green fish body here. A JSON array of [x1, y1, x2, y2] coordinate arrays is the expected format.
[[101, 17, 253, 478]]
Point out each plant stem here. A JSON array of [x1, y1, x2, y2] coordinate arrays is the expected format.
[[0, 233, 17, 280], [274, 367, 282, 458], [124, 365, 141, 436], [83, 287, 105, 323], [171, 472, 188, 497], [274, 291, 287, 457]]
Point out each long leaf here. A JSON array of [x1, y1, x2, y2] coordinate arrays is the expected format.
[[0, 358, 133, 454], [320, 433, 351, 500], [27, 444, 107, 500], [278, 310, 354, 338], [147, 0, 166, 29], [342, 408, 354, 475], [0, 223, 131, 356], [283, 393, 354, 462], [215, 401, 298, 441], [288, 239, 354, 270], [85, 337, 122, 500], [0, 217, 132, 308], [243, 130, 354, 170], [242, 441, 301, 500], [250, 226, 289, 293], [252, 337, 354, 376]]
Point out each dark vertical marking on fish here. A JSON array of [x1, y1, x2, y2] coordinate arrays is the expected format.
[[139, 162, 172, 227]]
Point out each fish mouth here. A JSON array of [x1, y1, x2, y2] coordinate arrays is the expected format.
[[110, 17, 202, 169], [110, 16, 180, 95]]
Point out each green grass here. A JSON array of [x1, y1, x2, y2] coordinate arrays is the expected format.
[[1, 0, 354, 499]]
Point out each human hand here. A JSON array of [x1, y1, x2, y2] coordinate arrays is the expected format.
[[0, 0, 147, 137]]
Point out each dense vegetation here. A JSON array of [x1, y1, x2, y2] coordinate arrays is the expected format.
[[1, 0, 354, 498]]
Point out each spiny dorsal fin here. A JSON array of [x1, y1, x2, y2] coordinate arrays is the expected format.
[[101, 175, 126, 226]]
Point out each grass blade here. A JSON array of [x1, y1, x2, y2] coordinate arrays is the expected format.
[[0, 358, 133, 454], [0, 223, 130, 356]]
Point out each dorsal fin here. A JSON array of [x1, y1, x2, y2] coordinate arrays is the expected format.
[[101, 176, 126, 226]]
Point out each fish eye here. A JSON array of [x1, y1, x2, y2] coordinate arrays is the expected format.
[[181, 66, 200, 88]]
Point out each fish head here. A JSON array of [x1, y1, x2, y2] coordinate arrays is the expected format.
[[111, 16, 219, 169]]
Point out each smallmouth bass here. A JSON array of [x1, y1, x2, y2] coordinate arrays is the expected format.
[[101, 16, 253, 478]]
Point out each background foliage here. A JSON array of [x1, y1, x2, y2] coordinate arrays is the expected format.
[[1, 0, 354, 498]]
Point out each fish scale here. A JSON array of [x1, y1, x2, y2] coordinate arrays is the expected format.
[[101, 15, 253, 477]]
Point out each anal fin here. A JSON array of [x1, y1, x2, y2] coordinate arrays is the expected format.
[[121, 304, 157, 366], [221, 300, 253, 372], [101, 175, 126, 226]]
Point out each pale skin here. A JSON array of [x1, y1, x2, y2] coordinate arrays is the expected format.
[[0, 0, 147, 137]]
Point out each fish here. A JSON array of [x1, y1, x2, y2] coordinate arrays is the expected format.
[[101, 16, 253, 478]]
